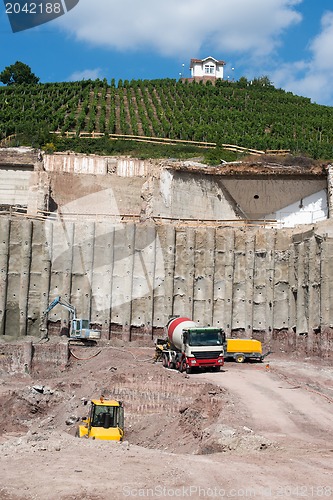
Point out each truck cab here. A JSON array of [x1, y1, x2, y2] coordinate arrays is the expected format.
[[182, 327, 225, 372]]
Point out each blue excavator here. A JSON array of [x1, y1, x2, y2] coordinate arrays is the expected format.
[[42, 296, 101, 342]]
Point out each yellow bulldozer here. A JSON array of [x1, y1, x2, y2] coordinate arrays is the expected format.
[[77, 397, 124, 441]]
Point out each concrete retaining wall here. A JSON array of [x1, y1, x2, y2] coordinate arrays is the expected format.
[[1, 216, 333, 358], [0, 340, 69, 375]]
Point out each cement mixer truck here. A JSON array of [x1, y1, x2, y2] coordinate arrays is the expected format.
[[159, 317, 225, 374]]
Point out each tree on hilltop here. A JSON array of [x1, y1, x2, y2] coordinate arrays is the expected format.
[[0, 61, 40, 85]]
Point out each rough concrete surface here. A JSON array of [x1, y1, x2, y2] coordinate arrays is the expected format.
[[1, 215, 333, 359], [1, 150, 333, 358], [1, 150, 329, 224]]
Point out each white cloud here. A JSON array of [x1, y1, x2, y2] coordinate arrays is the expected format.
[[68, 68, 102, 81], [271, 11, 333, 105], [58, 0, 302, 59], [309, 11, 333, 71]]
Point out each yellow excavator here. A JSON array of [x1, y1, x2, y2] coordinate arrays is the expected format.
[[77, 397, 124, 441]]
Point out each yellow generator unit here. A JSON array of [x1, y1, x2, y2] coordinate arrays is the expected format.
[[225, 339, 265, 363], [77, 397, 124, 441]]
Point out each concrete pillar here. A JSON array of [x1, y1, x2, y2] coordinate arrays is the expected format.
[[252, 230, 267, 332], [296, 241, 308, 335], [212, 228, 227, 329], [274, 231, 291, 332], [0, 218, 10, 336], [173, 228, 189, 318], [130, 223, 157, 338], [185, 227, 195, 320], [193, 227, 211, 324], [189, 228, 199, 321], [40, 221, 53, 337], [172, 226, 196, 320], [326, 164, 333, 218], [224, 228, 235, 336], [23, 340, 33, 374], [144, 224, 158, 338], [110, 223, 132, 337], [288, 243, 297, 333], [232, 230, 247, 332], [120, 223, 135, 342], [19, 220, 33, 337], [265, 231, 275, 343], [152, 225, 174, 330], [245, 231, 255, 337], [57, 339, 70, 369], [91, 222, 115, 340], [61, 222, 74, 334], [27, 171, 49, 215], [320, 238, 333, 329], [203, 227, 215, 327], [307, 237, 321, 354], [84, 221, 95, 319]]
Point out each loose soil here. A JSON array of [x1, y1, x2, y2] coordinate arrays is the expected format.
[[1, 343, 333, 500]]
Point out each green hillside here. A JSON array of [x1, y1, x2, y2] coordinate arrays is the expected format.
[[1, 77, 333, 160]]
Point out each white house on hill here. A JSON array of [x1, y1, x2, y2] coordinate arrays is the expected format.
[[190, 56, 225, 81]]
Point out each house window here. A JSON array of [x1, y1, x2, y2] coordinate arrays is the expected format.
[[204, 64, 215, 75]]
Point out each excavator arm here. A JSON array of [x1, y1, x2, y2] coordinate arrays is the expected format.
[[40, 296, 77, 341], [43, 296, 76, 320]]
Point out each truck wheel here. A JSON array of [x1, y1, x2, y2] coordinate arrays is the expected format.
[[235, 354, 245, 363], [212, 366, 220, 372], [180, 359, 187, 373], [167, 359, 174, 369], [185, 364, 192, 374], [162, 355, 168, 367]]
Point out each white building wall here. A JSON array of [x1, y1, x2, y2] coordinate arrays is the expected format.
[[191, 62, 204, 78], [216, 65, 224, 79], [267, 190, 328, 228], [191, 58, 224, 79]]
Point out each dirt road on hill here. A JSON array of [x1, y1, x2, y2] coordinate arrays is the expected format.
[[1, 346, 333, 500]]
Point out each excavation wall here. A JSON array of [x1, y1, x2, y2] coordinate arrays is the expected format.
[[1, 150, 329, 228], [1, 216, 333, 358], [0, 340, 69, 375]]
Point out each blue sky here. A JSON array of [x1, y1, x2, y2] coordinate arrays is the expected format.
[[1, 0, 333, 105]]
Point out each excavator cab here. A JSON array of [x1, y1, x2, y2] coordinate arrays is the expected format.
[[70, 319, 100, 340], [77, 398, 124, 441]]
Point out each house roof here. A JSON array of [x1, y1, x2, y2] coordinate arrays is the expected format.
[[190, 56, 226, 67]]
